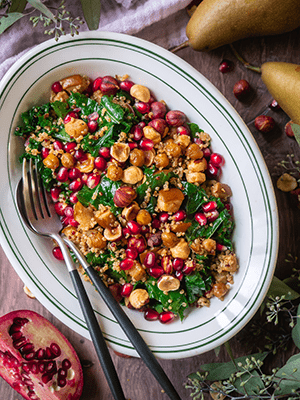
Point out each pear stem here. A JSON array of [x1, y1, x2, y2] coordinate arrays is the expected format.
[[229, 44, 262, 74], [170, 40, 189, 53]]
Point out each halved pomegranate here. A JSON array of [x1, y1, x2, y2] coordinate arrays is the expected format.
[[0, 310, 83, 400]]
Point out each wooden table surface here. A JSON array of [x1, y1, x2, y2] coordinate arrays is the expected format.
[[1, 27, 300, 400]]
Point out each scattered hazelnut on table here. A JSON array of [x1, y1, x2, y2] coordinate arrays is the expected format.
[[23, 285, 35, 299], [284, 120, 295, 138], [254, 115, 276, 133], [233, 79, 251, 101]]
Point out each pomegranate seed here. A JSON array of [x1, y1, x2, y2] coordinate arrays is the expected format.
[[50, 187, 61, 202], [135, 101, 150, 114], [88, 120, 98, 133], [269, 99, 281, 111], [216, 243, 227, 252], [210, 153, 224, 168], [58, 377, 67, 388], [141, 225, 149, 235], [144, 309, 159, 321], [42, 373, 52, 384], [94, 156, 107, 171], [23, 352, 36, 361], [219, 59, 234, 73], [11, 331, 23, 341], [69, 179, 83, 192], [35, 348, 45, 360], [121, 283, 133, 297], [205, 210, 219, 222], [140, 138, 154, 151], [50, 343, 61, 358], [41, 147, 50, 159], [63, 111, 78, 124], [126, 248, 138, 260], [22, 362, 31, 373], [52, 247, 63, 260], [177, 125, 190, 136], [62, 358, 71, 370], [159, 311, 175, 324], [159, 212, 169, 223], [172, 258, 184, 271], [69, 167, 82, 180], [56, 167, 69, 182], [131, 124, 144, 141], [127, 221, 142, 235], [29, 361, 39, 374], [202, 148, 211, 158], [9, 324, 21, 335], [68, 218, 79, 228], [87, 174, 100, 189], [38, 361, 46, 373], [129, 142, 138, 150], [143, 252, 156, 268], [120, 258, 134, 270], [127, 237, 147, 253], [182, 262, 196, 275], [99, 146, 111, 159], [92, 77, 102, 92], [13, 317, 28, 326], [149, 266, 164, 278], [69, 192, 79, 204], [74, 149, 87, 161], [173, 210, 186, 221], [64, 142, 77, 153], [58, 368, 67, 378], [13, 337, 27, 350], [151, 218, 161, 229], [51, 81, 63, 93], [53, 140, 63, 151], [207, 163, 219, 177], [119, 80, 134, 92], [21, 343, 34, 355], [195, 212, 207, 226], [202, 201, 217, 212], [54, 202, 66, 216], [122, 227, 130, 238]]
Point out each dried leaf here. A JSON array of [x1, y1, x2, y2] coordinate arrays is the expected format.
[[0, 12, 24, 34], [80, 0, 101, 30]]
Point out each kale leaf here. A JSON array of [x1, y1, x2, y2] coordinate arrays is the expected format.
[[184, 271, 212, 304]]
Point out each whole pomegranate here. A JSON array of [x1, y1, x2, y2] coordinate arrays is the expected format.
[[0, 310, 83, 400]]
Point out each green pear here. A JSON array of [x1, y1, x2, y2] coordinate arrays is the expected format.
[[186, 0, 300, 51], [261, 62, 300, 125]]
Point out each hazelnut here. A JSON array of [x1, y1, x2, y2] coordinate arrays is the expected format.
[[154, 153, 169, 169], [136, 209, 152, 225], [161, 232, 180, 248], [185, 143, 203, 160], [129, 288, 149, 309], [165, 110, 187, 127], [122, 202, 140, 221], [76, 153, 95, 173], [254, 115, 276, 133], [107, 164, 123, 181], [61, 152, 75, 168], [130, 84, 151, 103], [157, 188, 184, 213], [43, 153, 59, 170], [157, 275, 180, 292], [130, 148, 145, 167], [233, 79, 251, 101], [143, 149, 156, 167], [143, 126, 161, 144], [284, 120, 295, 137], [113, 186, 137, 208], [65, 118, 89, 139]]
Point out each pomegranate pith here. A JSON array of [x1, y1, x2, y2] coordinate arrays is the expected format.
[[0, 310, 83, 400]]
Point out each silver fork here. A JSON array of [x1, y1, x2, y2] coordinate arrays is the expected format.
[[16, 158, 126, 400], [17, 158, 182, 400]]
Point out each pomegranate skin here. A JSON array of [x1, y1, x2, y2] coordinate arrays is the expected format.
[[0, 310, 83, 400]]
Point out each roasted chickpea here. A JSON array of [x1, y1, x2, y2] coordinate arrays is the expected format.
[[136, 209, 152, 225], [143, 126, 161, 145], [154, 152, 169, 169], [122, 166, 143, 184], [185, 143, 203, 160], [187, 158, 207, 172], [61, 152, 75, 168], [107, 164, 123, 181], [130, 148, 145, 167], [43, 153, 59, 170], [185, 171, 206, 184], [65, 118, 89, 140], [164, 139, 181, 158], [175, 134, 191, 149], [130, 84, 151, 103]]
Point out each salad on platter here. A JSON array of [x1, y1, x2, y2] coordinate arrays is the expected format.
[[15, 72, 238, 324]]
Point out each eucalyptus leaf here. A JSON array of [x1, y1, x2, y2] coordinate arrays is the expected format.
[[234, 370, 265, 396], [267, 276, 300, 300], [292, 304, 300, 349], [80, 0, 101, 30], [274, 352, 300, 395], [291, 123, 300, 148], [27, 0, 55, 20], [0, 12, 24, 34], [9, 0, 27, 13], [194, 352, 268, 381]]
